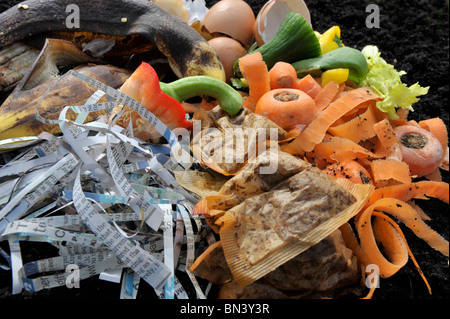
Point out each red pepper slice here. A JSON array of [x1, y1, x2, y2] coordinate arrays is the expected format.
[[118, 62, 192, 139]]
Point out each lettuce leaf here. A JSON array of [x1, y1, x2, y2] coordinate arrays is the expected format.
[[360, 45, 429, 119]]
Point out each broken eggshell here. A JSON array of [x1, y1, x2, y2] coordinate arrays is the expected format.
[[254, 0, 312, 47], [201, 0, 256, 48], [208, 37, 247, 83]]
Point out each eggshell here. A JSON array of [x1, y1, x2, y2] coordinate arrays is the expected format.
[[202, 0, 256, 47], [254, 0, 312, 46], [208, 37, 247, 83]]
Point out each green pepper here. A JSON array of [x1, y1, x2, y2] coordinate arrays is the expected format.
[[160, 76, 243, 116], [292, 47, 369, 85]]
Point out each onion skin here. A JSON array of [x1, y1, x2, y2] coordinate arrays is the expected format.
[[394, 125, 444, 177]]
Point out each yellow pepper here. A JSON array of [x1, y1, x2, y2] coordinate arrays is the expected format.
[[321, 68, 349, 87], [319, 26, 344, 54]]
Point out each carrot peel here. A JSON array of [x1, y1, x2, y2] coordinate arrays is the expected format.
[[284, 87, 381, 154], [238, 52, 270, 112]]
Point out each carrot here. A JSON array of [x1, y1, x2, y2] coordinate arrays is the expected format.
[[189, 240, 234, 284], [425, 168, 443, 182], [305, 136, 335, 169], [323, 160, 374, 185], [238, 52, 270, 112], [396, 108, 410, 121], [394, 125, 444, 177], [269, 61, 297, 89], [356, 210, 409, 278], [255, 88, 318, 130], [192, 194, 238, 232], [283, 87, 381, 154], [372, 212, 432, 293], [340, 212, 432, 297], [419, 117, 448, 161], [294, 74, 322, 99], [370, 159, 412, 187], [357, 198, 449, 259], [344, 194, 448, 295], [328, 103, 379, 143], [329, 136, 383, 162], [313, 80, 340, 111], [365, 211, 431, 292], [407, 119, 421, 128], [373, 118, 402, 161], [425, 119, 450, 170], [365, 180, 449, 207]]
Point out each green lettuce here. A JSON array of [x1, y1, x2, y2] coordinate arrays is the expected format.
[[360, 45, 429, 119]]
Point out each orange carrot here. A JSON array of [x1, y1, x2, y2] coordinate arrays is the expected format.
[[419, 117, 448, 160], [396, 108, 410, 121], [394, 125, 444, 177], [370, 159, 412, 187], [425, 168, 443, 182], [255, 88, 318, 130], [373, 118, 402, 161], [239, 52, 270, 112], [372, 212, 432, 293], [269, 61, 297, 89], [189, 241, 233, 284], [347, 194, 449, 295], [294, 74, 322, 99], [328, 103, 379, 143], [192, 194, 241, 232], [340, 212, 432, 297], [357, 198, 449, 259], [362, 210, 431, 292], [356, 210, 409, 278], [323, 160, 374, 185], [365, 180, 449, 207], [283, 87, 381, 154], [313, 80, 340, 111], [305, 136, 335, 169], [329, 136, 383, 162]]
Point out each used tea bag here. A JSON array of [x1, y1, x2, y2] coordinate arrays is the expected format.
[[192, 150, 373, 287], [191, 106, 289, 175], [218, 162, 373, 287]]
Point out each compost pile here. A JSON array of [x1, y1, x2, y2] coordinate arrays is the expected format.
[[0, 0, 448, 300]]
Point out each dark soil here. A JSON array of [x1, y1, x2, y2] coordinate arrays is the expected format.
[[0, 0, 448, 302]]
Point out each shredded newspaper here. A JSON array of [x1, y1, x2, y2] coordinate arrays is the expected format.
[[0, 70, 214, 299]]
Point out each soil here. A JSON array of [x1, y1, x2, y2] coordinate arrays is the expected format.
[[0, 0, 448, 302]]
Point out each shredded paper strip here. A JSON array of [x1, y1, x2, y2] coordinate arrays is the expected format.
[[0, 70, 211, 298]]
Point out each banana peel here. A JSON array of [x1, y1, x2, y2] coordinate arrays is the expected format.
[[0, 42, 40, 92], [0, 39, 130, 141], [24, 32, 160, 68], [0, 0, 225, 81], [16, 38, 100, 92]]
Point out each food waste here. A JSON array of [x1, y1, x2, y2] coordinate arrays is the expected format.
[[0, 0, 447, 300]]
